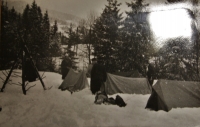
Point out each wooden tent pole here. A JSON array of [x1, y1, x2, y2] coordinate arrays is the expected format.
[[21, 50, 26, 95], [1, 49, 23, 92]]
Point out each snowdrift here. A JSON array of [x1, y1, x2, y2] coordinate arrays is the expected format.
[[1, 70, 200, 127]]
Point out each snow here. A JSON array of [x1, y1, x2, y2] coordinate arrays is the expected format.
[[1, 70, 200, 127]]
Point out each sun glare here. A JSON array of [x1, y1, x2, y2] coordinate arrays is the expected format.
[[148, 8, 192, 42]]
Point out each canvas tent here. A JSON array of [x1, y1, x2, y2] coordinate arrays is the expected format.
[[145, 79, 200, 112], [105, 73, 151, 95], [59, 68, 89, 93]]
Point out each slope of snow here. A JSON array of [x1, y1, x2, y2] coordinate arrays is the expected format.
[[0, 70, 200, 127]]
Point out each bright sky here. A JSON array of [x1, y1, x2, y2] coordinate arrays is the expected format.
[[7, 0, 166, 18]]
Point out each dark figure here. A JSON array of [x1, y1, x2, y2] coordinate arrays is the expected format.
[[61, 58, 70, 79], [86, 58, 97, 77], [90, 59, 107, 94], [147, 63, 155, 86], [25, 59, 38, 82]]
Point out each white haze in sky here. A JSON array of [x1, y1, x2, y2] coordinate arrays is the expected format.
[[147, 2, 195, 49], [149, 9, 192, 45]]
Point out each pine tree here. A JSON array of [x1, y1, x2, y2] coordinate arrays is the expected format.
[[0, 0, 60, 71], [63, 23, 78, 69], [1, 1, 11, 69], [0, 1, 21, 69], [49, 20, 62, 57], [93, 0, 123, 72], [52, 20, 58, 36], [42, 10, 50, 56], [22, 1, 43, 57], [21, 1, 60, 71], [121, 0, 154, 75], [156, 38, 198, 80], [22, 4, 31, 42]]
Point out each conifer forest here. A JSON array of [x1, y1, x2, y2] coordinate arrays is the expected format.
[[1, 0, 200, 81]]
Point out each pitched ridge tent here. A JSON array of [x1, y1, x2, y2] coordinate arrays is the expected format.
[[105, 73, 151, 95], [145, 79, 200, 112], [58, 68, 89, 93]]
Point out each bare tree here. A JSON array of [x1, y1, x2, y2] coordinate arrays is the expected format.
[[78, 11, 98, 64]]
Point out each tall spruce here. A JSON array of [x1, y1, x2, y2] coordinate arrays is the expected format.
[[42, 10, 50, 56], [121, 0, 154, 75], [22, 4, 31, 43], [0, 0, 60, 71], [157, 38, 194, 80], [64, 23, 78, 69], [22, 1, 42, 57], [93, 0, 123, 72], [21, 1, 59, 71], [49, 20, 62, 57], [0, 1, 21, 69]]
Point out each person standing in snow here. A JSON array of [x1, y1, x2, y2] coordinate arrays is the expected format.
[[86, 58, 97, 78], [61, 57, 70, 79], [90, 58, 107, 94], [146, 61, 156, 86]]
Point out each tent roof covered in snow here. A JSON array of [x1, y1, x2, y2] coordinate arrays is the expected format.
[[59, 68, 89, 93], [105, 73, 151, 95], [145, 79, 200, 112]]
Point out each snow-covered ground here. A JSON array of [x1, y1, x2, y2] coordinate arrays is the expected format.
[[0, 70, 200, 127]]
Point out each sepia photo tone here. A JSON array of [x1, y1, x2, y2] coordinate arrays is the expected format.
[[0, 0, 200, 127]]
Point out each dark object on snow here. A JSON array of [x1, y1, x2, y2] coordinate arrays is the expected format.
[[145, 79, 200, 112], [94, 92, 116, 105], [115, 95, 127, 107], [94, 91, 108, 104], [94, 92, 127, 107], [90, 63, 107, 94], [106, 97, 116, 105]]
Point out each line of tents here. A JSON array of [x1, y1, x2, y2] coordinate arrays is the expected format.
[[59, 68, 200, 112]]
